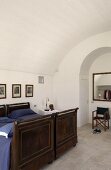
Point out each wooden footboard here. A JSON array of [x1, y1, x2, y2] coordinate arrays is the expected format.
[[54, 108, 78, 159], [11, 115, 54, 170]]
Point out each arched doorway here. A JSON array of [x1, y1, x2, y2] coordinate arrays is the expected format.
[[79, 47, 111, 126]]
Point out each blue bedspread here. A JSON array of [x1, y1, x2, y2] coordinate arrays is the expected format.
[[16, 113, 42, 121], [0, 117, 15, 123], [0, 136, 12, 170], [0, 117, 14, 170]]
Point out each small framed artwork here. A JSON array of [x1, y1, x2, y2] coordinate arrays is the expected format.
[[0, 84, 6, 99], [38, 76, 44, 84], [12, 84, 21, 98], [25, 85, 33, 97]]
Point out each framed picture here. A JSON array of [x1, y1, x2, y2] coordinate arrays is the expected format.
[[25, 85, 33, 97], [12, 84, 21, 98], [38, 76, 44, 84], [0, 84, 6, 99]]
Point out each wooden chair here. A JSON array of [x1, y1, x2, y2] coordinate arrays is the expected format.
[[92, 107, 110, 131]]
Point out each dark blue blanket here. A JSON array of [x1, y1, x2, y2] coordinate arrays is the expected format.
[[16, 113, 42, 121], [0, 136, 12, 170], [0, 117, 14, 170], [0, 117, 15, 123]]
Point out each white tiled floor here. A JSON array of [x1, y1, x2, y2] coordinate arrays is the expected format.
[[42, 124, 111, 170]]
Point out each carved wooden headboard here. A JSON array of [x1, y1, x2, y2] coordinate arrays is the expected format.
[[0, 105, 6, 117], [6, 102, 30, 116]]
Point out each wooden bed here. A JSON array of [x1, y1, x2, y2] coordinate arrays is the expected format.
[[6, 103, 54, 170], [0, 103, 78, 170]]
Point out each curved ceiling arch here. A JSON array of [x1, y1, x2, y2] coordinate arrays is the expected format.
[[80, 47, 111, 75], [0, 1, 111, 74]]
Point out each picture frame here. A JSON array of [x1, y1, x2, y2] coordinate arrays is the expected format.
[[0, 84, 6, 99], [38, 76, 44, 84], [12, 84, 21, 98], [25, 85, 33, 97]]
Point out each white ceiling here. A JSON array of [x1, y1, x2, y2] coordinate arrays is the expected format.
[[0, 0, 111, 75]]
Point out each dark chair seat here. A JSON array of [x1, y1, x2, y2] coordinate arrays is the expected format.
[[92, 107, 110, 131]]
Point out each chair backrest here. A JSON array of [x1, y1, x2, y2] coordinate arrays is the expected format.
[[97, 107, 109, 115]]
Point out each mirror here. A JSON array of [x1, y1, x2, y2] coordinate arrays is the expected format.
[[93, 72, 111, 101]]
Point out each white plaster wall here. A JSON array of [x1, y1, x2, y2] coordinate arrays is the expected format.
[[89, 54, 111, 123], [0, 70, 53, 112], [79, 75, 89, 126], [53, 31, 111, 127]]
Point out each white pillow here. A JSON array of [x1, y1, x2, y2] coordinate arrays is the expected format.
[[0, 123, 13, 138]]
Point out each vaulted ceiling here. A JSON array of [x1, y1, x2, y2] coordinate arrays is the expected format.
[[0, 0, 111, 75]]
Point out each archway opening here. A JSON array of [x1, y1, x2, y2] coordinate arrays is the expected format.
[[79, 47, 111, 126]]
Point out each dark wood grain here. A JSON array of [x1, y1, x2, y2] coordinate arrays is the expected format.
[[54, 108, 78, 159], [11, 115, 54, 170], [0, 105, 6, 116]]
